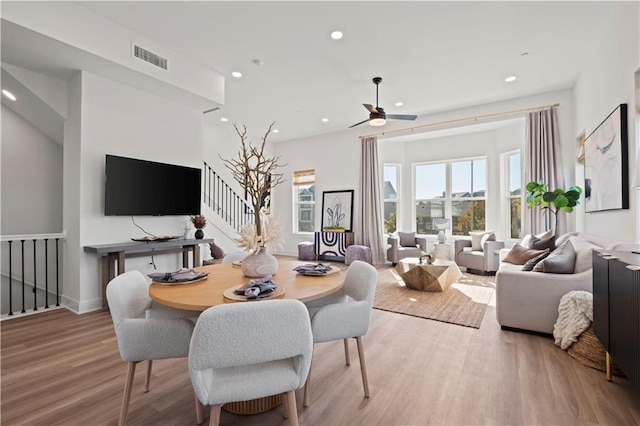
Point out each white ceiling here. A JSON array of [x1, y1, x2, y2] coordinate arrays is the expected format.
[[2, 1, 623, 143]]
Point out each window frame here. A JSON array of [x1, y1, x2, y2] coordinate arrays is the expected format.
[[383, 163, 401, 235], [413, 156, 487, 238], [292, 169, 315, 234], [503, 150, 523, 240]]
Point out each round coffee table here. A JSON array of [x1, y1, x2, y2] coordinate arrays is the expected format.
[[395, 257, 463, 292]]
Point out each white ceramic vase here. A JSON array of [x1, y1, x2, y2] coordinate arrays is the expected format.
[[240, 248, 278, 278]]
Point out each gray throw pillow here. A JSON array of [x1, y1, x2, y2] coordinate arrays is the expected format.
[[398, 231, 416, 247], [521, 249, 550, 271], [529, 235, 556, 251], [533, 241, 576, 274]]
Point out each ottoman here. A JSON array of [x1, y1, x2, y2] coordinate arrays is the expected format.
[[345, 245, 372, 265], [298, 241, 316, 261]]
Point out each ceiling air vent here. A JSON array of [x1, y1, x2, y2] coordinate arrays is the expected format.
[[133, 45, 168, 70]]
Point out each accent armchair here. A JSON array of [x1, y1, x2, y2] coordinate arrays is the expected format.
[[454, 231, 505, 274], [386, 232, 428, 265]]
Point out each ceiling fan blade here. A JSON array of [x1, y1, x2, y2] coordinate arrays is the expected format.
[[348, 118, 370, 128], [363, 104, 378, 113], [387, 114, 417, 121]]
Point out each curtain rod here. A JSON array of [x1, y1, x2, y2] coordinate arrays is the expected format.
[[358, 102, 560, 139]]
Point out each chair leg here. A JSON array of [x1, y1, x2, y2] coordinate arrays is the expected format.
[[195, 394, 204, 425], [118, 362, 136, 426], [286, 391, 299, 426], [282, 393, 289, 419], [356, 336, 370, 398], [144, 360, 152, 392], [209, 405, 222, 426], [303, 362, 312, 407], [343, 339, 351, 366]]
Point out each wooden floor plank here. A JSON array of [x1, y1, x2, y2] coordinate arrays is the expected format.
[[2, 296, 639, 425]]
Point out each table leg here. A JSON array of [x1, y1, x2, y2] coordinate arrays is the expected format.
[[194, 245, 201, 267], [182, 249, 189, 268]]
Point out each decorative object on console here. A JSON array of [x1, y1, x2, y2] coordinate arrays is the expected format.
[[584, 103, 629, 213], [190, 215, 207, 239], [321, 190, 354, 232], [433, 218, 450, 244], [220, 122, 286, 277], [525, 181, 583, 237]]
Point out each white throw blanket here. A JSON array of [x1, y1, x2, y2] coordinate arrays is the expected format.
[[553, 291, 593, 350]]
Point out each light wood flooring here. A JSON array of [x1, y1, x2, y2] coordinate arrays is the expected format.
[[2, 283, 639, 425]]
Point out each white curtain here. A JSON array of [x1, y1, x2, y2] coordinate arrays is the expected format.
[[358, 136, 385, 264], [524, 106, 566, 235]]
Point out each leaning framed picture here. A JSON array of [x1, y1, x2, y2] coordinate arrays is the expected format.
[[321, 190, 354, 231], [584, 103, 629, 212]]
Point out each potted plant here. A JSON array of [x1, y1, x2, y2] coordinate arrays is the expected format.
[[525, 181, 583, 237], [190, 215, 207, 239], [221, 122, 285, 277]]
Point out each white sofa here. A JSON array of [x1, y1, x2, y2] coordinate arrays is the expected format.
[[495, 232, 638, 334]]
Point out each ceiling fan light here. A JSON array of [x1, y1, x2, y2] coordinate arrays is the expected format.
[[369, 117, 386, 127]]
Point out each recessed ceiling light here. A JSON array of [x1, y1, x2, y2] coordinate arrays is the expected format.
[[2, 89, 16, 101], [220, 117, 228, 122], [395, 101, 404, 107], [273, 129, 280, 133], [330, 31, 343, 40], [231, 71, 242, 78], [322, 118, 329, 123], [505, 75, 517, 83]]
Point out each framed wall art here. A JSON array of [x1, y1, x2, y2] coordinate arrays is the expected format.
[[321, 190, 354, 231], [584, 103, 629, 212]]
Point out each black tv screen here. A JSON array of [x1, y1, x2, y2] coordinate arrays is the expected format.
[[105, 155, 201, 216]]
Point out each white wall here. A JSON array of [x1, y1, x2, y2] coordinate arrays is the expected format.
[[272, 130, 361, 255], [1, 104, 63, 234], [65, 71, 204, 312], [574, 2, 640, 243]]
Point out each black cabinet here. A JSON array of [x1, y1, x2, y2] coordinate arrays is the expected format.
[[593, 250, 640, 394]]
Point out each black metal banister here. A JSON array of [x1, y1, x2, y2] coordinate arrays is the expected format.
[[2, 233, 64, 316], [203, 161, 255, 232]]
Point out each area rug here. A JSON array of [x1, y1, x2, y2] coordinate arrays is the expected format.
[[373, 266, 496, 329]]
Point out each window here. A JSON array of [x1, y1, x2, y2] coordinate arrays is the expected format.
[[451, 159, 486, 235], [414, 158, 486, 236], [506, 151, 522, 239], [293, 169, 315, 233], [415, 163, 446, 234], [383, 164, 400, 233]]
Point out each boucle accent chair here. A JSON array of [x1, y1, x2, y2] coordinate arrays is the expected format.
[[386, 232, 428, 265], [106, 270, 195, 426], [303, 260, 378, 407], [189, 299, 313, 426]]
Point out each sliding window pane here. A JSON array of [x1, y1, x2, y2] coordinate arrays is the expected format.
[[416, 200, 444, 234]]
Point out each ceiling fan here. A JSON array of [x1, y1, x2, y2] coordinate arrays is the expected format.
[[349, 77, 417, 128]]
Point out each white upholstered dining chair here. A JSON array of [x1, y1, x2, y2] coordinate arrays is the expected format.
[[303, 260, 378, 406], [106, 270, 196, 426], [189, 299, 313, 426]]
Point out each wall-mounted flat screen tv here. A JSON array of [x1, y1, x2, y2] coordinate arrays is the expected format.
[[105, 155, 201, 216]]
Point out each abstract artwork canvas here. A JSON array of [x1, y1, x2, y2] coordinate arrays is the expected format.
[[584, 103, 628, 212]]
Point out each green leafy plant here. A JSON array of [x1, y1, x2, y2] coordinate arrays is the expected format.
[[525, 181, 582, 236]]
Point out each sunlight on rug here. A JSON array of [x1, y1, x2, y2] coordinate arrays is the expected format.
[[373, 266, 496, 329]]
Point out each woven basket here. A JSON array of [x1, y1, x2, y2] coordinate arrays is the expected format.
[[222, 394, 283, 415], [567, 326, 624, 377]]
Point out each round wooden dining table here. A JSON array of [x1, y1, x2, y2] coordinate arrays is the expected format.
[[149, 259, 346, 311]]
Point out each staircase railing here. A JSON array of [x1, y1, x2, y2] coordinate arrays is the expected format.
[[203, 161, 254, 232], [1, 233, 64, 317]]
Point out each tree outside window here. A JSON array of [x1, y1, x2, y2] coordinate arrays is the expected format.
[[451, 159, 486, 235], [507, 152, 522, 239]]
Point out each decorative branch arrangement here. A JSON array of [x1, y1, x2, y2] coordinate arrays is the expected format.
[[221, 122, 286, 251]]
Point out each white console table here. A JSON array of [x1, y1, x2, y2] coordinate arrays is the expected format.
[[84, 238, 213, 308]]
